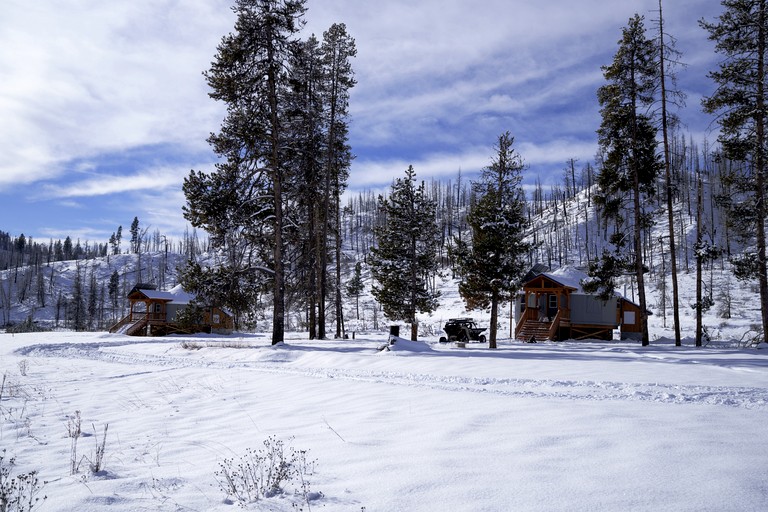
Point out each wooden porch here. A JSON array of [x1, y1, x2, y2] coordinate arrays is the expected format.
[[515, 274, 574, 342]]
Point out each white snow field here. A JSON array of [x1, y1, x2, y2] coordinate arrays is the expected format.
[[1, 331, 767, 511]]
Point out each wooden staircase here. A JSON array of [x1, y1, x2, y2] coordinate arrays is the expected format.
[[516, 320, 553, 342], [109, 316, 148, 336]]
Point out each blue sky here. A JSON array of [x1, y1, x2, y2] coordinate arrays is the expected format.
[[1, 0, 722, 244]]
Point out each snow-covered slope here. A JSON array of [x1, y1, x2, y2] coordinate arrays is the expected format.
[[1, 331, 766, 511]]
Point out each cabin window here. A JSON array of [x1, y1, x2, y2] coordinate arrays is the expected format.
[[548, 295, 558, 309], [624, 311, 636, 325], [154, 303, 162, 313], [527, 294, 537, 308], [213, 313, 221, 324]]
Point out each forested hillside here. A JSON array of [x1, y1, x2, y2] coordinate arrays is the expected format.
[[0, 133, 762, 347], [3, 2, 767, 347]]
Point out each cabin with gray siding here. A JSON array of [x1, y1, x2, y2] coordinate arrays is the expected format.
[[515, 266, 644, 341]]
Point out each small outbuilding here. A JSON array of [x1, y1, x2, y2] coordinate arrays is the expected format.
[[109, 283, 234, 336], [514, 266, 645, 342]]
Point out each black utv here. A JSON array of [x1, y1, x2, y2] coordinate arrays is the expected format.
[[439, 318, 487, 343]]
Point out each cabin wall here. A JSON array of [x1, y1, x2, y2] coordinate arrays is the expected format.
[[570, 295, 617, 325], [619, 301, 643, 340], [166, 303, 184, 322]]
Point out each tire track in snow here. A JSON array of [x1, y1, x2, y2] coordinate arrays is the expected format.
[[18, 342, 768, 410]]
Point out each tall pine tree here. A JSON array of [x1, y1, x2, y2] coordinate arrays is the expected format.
[[701, 0, 768, 342], [321, 23, 356, 339], [370, 166, 441, 341], [452, 132, 531, 349], [589, 14, 662, 345], [183, 0, 307, 343]]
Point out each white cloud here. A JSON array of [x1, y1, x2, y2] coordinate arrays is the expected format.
[[40, 165, 194, 199], [0, 0, 231, 189]]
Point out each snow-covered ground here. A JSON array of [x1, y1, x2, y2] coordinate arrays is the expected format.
[[1, 330, 766, 511]]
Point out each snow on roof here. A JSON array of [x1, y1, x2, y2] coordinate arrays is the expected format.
[[168, 283, 195, 304], [136, 289, 176, 301], [539, 265, 640, 307], [132, 284, 195, 304], [542, 266, 588, 292]]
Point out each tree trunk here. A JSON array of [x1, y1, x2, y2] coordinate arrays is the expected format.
[[268, 38, 284, 346], [335, 189, 343, 338], [696, 166, 704, 347], [489, 291, 498, 349], [756, 2, 768, 341], [658, 0, 681, 346]]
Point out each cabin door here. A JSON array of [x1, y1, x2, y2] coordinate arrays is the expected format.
[[546, 294, 558, 321]]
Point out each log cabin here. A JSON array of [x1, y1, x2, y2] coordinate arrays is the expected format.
[[109, 283, 234, 336], [514, 266, 645, 342]]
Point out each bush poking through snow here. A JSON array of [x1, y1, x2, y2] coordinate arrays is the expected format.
[[215, 436, 319, 508], [0, 449, 46, 512], [66, 412, 108, 476], [66, 411, 82, 475], [87, 423, 109, 474]]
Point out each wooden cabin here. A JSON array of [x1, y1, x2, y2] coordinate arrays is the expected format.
[[514, 266, 645, 342], [109, 283, 234, 336]]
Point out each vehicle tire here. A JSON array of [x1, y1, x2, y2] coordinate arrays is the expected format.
[[479, 335, 486, 343], [439, 336, 447, 343]]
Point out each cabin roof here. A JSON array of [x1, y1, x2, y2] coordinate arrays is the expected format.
[[126, 283, 234, 318], [524, 265, 643, 309], [130, 289, 176, 301], [524, 265, 588, 293], [541, 266, 586, 292]]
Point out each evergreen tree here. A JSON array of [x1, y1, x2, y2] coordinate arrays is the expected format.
[[452, 132, 530, 349], [63, 236, 73, 261], [70, 265, 86, 331], [130, 217, 140, 254], [285, 35, 326, 339], [108, 232, 117, 256], [321, 23, 356, 339], [369, 166, 441, 340], [108, 270, 120, 321], [701, 0, 768, 341], [87, 267, 98, 330], [184, 0, 307, 344], [589, 14, 662, 345], [345, 261, 364, 320]]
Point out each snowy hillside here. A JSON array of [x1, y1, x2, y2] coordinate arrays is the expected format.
[[1, 163, 766, 347], [0, 252, 185, 331]]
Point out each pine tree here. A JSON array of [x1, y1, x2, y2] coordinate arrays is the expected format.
[[452, 132, 531, 349], [184, 0, 307, 343], [701, 0, 768, 341], [285, 34, 326, 338], [369, 166, 441, 340], [590, 14, 662, 345], [321, 23, 356, 339], [70, 265, 86, 331], [345, 261, 365, 320], [108, 270, 120, 321], [130, 217, 140, 254]]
